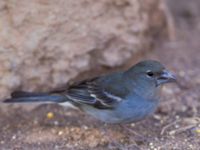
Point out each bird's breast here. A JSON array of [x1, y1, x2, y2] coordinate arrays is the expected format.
[[113, 96, 159, 123]]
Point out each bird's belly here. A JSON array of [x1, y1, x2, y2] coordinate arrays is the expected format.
[[82, 100, 158, 124]]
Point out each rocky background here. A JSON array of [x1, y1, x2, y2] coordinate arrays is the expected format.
[[0, 0, 168, 99], [1, 0, 200, 149]]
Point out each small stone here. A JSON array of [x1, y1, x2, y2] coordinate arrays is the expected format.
[[149, 142, 153, 146], [47, 112, 54, 119], [58, 131, 63, 136], [82, 125, 89, 130], [12, 135, 16, 140], [175, 124, 180, 128], [54, 121, 59, 126], [131, 123, 135, 127], [153, 114, 161, 120], [189, 144, 193, 148], [184, 139, 188, 142]]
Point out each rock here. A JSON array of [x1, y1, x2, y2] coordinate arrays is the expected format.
[[0, 0, 168, 99]]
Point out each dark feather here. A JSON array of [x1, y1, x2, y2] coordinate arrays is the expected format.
[[51, 77, 123, 109]]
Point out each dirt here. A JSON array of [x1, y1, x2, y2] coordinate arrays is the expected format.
[[0, 0, 200, 149]]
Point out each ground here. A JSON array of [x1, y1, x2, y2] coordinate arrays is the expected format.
[[0, 0, 200, 149]]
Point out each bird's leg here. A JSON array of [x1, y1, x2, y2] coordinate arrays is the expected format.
[[100, 123, 124, 149], [119, 124, 141, 136], [119, 124, 150, 143]]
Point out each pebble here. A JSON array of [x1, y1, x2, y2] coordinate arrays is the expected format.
[[189, 144, 193, 149], [175, 115, 180, 119], [12, 135, 16, 140], [58, 131, 63, 136], [47, 112, 54, 119], [82, 125, 89, 130], [175, 124, 180, 128], [130, 123, 135, 127], [54, 121, 59, 126]]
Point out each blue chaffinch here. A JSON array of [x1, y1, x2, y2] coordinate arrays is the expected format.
[[4, 60, 176, 124]]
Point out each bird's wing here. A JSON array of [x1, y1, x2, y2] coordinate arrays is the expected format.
[[51, 77, 123, 109]]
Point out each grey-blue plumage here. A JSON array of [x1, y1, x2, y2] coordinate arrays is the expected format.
[[3, 60, 176, 124]]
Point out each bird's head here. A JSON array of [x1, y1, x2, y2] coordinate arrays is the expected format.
[[125, 60, 176, 87]]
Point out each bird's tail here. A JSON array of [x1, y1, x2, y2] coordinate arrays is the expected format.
[[3, 91, 66, 103]]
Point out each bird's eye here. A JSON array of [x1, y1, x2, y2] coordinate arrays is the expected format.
[[146, 71, 154, 77]]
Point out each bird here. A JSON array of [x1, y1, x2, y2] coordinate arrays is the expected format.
[[3, 60, 176, 124]]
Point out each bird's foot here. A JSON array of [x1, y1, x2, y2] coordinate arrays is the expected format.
[[120, 124, 150, 143]]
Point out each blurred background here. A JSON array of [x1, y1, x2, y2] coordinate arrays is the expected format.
[[0, 0, 200, 149]]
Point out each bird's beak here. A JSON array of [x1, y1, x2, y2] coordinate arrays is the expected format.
[[156, 70, 177, 86]]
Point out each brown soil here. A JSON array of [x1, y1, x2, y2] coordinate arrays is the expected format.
[[0, 0, 200, 149]]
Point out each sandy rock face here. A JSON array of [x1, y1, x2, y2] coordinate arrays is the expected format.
[[0, 0, 167, 99]]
